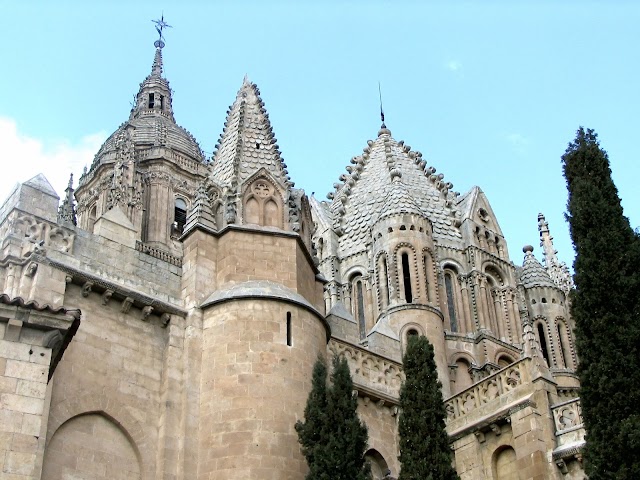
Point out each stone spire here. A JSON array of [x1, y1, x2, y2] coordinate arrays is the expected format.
[[57, 173, 77, 226], [130, 32, 175, 122], [211, 78, 291, 189], [210, 79, 292, 225], [538, 213, 573, 293]]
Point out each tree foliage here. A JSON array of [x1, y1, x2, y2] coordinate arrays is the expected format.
[[562, 127, 640, 479], [295, 356, 329, 479], [296, 355, 370, 480], [398, 335, 459, 480]]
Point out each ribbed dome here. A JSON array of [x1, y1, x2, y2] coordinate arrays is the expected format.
[[93, 116, 204, 163], [88, 44, 204, 173], [520, 246, 556, 288]]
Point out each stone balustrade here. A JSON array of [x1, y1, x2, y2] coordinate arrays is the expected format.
[[135, 241, 183, 267], [329, 338, 403, 401], [445, 357, 531, 424]]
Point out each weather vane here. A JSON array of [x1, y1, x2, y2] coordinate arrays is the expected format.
[[151, 14, 172, 49], [378, 82, 386, 128]]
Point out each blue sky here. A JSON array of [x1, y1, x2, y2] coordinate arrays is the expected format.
[[1, 1, 638, 270]]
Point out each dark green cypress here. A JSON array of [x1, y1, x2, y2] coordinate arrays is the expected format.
[[295, 356, 329, 479], [316, 355, 370, 480], [398, 335, 459, 480], [562, 127, 640, 479]]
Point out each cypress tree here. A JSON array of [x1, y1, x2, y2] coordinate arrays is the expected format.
[[398, 335, 458, 480], [317, 355, 370, 480], [562, 127, 640, 479], [295, 356, 329, 479]]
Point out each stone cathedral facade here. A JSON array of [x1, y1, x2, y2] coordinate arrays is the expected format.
[[0, 39, 586, 480]]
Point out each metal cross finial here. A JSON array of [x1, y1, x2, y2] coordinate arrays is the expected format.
[[378, 82, 386, 128], [151, 14, 172, 48]]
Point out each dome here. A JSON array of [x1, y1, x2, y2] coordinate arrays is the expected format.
[[87, 44, 204, 174]]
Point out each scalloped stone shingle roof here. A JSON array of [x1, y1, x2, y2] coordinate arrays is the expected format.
[[210, 78, 290, 189], [520, 246, 556, 288], [329, 127, 461, 257]]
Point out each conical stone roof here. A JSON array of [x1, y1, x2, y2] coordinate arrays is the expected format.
[[210, 78, 290, 190], [330, 126, 460, 256], [520, 245, 556, 288]]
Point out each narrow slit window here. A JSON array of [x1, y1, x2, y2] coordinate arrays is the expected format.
[[148, 93, 155, 108], [160, 94, 164, 111], [401, 253, 412, 303], [423, 254, 430, 302], [286, 312, 292, 346], [445, 273, 458, 332], [355, 279, 366, 340], [378, 256, 390, 309]]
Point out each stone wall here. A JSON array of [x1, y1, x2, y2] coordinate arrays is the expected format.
[[198, 298, 327, 479], [43, 284, 169, 480], [0, 300, 78, 480]]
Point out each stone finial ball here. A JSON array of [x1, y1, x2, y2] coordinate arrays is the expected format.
[[523, 245, 534, 253]]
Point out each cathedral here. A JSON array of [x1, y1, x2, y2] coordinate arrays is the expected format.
[[0, 34, 585, 480]]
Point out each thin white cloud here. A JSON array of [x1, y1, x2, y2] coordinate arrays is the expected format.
[[0, 117, 107, 203], [445, 60, 463, 72], [506, 133, 530, 154]]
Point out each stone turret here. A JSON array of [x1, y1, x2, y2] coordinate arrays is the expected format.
[[520, 245, 577, 376], [74, 38, 207, 251]]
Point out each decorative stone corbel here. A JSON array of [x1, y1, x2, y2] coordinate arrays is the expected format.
[[391, 406, 399, 417], [101, 289, 114, 306], [4, 319, 23, 342], [474, 431, 486, 443], [81, 281, 93, 298], [161, 313, 171, 327], [65, 275, 73, 284], [555, 459, 568, 474], [362, 396, 370, 406], [43, 330, 63, 350], [490, 423, 501, 436], [141, 305, 154, 322], [121, 297, 134, 313], [25, 262, 38, 277]]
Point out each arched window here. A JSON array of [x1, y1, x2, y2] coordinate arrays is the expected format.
[[536, 322, 551, 366], [497, 355, 513, 368], [401, 252, 413, 303], [243, 179, 282, 228], [377, 254, 390, 310], [88, 205, 97, 233], [493, 446, 517, 480], [454, 358, 473, 393], [174, 198, 187, 233], [444, 272, 458, 332], [352, 275, 366, 340]]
